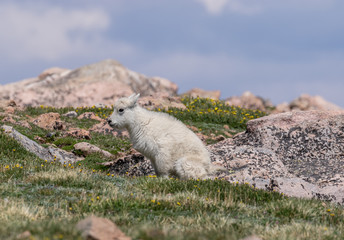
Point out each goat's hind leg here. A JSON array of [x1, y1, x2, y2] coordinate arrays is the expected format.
[[175, 156, 208, 180]]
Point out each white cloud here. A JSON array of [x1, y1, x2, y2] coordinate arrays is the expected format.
[[195, 0, 228, 15], [195, 0, 262, 15], [0, 3, 120, 62]]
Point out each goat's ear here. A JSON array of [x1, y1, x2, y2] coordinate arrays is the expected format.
[[129, 93, 140, 106]]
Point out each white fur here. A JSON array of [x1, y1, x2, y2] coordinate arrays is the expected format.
[[107, 93, 227, 179]]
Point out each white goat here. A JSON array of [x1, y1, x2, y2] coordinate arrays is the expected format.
[[107, 93, 227, 179]]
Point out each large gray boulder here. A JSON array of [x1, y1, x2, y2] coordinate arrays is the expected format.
[[0, 59, 178, 107], [209, 111, 344, 204]]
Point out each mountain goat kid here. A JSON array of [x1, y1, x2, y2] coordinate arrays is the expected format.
[[107, 93, 227, 179]]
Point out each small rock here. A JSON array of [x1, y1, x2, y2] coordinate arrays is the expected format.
[[187, 125, 199, 132], [1, 116, 32, 129], [7, 100, 17, 107], [240, 235, 262, 240], [223, 131, 233, 138], [62, 111, 78, 118], [16, 230, 31, 239], [34, 136, 46, 144], [46, 132, 56, 138], [195, 132, 209, 143], [76, 216, 131, 240], [5, 106, 15, 114], [95, 103, 107, 108], [78, 112, 103, 122], [214, 135, 225, 142], [66, 128, 91, 140], [31, 113, 65, 130], [74, 142, 113, 158]]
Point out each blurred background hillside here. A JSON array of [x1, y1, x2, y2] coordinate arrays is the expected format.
[[1, 0, 344, 107]]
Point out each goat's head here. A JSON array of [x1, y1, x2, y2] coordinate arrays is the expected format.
[[107, 93, 140, 129]]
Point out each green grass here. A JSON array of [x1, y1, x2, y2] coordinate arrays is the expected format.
[[1, 99, 343, 239], [159, 97, 266, 136], [0, 134, 343, 239]]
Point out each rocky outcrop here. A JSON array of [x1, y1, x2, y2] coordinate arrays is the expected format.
[[0, 59, 178, 107], [274, 94, 343, 113], [209, 111, 344, 204], [182, 88, 221, 100], [225, 91, 273, 111], [1, 125, 83, 164], [138, 93, 186, 110]]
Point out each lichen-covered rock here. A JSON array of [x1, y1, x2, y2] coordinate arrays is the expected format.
[[31, 113, 65, 130], [209, 111, 344, 204], [65, 128, 91, 140], [236, 111, 344, 184]]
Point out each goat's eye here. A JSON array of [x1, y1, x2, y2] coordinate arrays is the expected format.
[[118, 108, 124, 113]]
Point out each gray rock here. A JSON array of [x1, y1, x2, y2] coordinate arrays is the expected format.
[[1, 125, 83, 164], [62, 111, 78, 118], [209, 110, 344, 204], [74, 142, 113, 158]]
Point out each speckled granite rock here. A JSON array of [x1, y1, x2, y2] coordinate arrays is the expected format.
[[108, 154, 154, 177], [209, 110, 344, 204]]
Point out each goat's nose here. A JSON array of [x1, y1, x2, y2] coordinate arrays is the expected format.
[[107, 119, 112, 124]]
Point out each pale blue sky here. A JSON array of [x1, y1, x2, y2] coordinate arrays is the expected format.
[[1, 0, 344, 106]]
